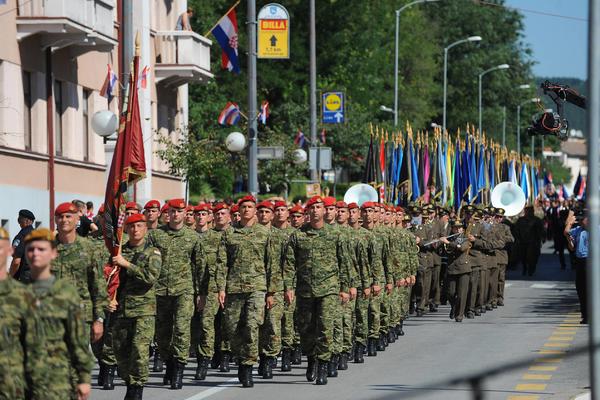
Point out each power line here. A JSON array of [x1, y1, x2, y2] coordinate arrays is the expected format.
[[477, 1, 587, 22]]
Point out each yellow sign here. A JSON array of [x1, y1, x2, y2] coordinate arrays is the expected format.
[[324, 93, 342, 111], [306, 183, 321, 197], [257, 4, 290, 59]]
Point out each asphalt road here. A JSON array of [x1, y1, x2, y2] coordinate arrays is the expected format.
[[92, 243, 590, 400]]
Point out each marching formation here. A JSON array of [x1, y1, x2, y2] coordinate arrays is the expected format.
[[0, 194, 517, 400]]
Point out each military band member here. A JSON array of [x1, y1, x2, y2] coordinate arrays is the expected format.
[[444, 221, 472, 322]]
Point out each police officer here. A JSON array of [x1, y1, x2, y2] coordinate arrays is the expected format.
[[9, 209, 35, 283]]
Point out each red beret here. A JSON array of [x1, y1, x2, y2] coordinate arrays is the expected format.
[[125, 201, 140, 210], [125, 213, 146, 225], [257, 200, 274, 210], [274, 201, 287, 209], [195, 203, 211, 212], [231, 204, 240, 213], [144, 200, 161, 210], [54, 202, 78, 215], [238, 195, 256, 205], [395, 206, 404, 213], [305, 196, 323, 209], [323, 196, 337, 207], [160, 204, 169, 214], [168, 198, 186, 209], [185, 204, 195, 212], [336, 201, 348, 209], [361, 201, 376, 210], [289, 205, 304, 214], [347, 202, 358, 210], [212, 202, 229, 212]]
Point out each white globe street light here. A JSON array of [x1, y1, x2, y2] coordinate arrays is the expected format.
[[292, 148, 308, 165], [225, 132, 246, 152], [91, 110, 119, 138]]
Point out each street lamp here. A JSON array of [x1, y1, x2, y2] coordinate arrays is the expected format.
[[517, 98, 540, 154], [502, 84, 531, 147], [478, 63, 510, 134], [394, 0, 440, 127], [380, 105, 394, 114], [443, 35, 482, 133]]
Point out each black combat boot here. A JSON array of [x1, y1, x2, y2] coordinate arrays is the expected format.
[[354, 344, 364, 363], [292, 346, 302, 365], [130, 385, 143, 400], [337, 352, 348, 370], [211, 350, 221, 369], [376, 334, 386, 351], [398, 321, 405, 336], [327, 355, 338, 377], [163, 358, 172, 385], [466, 311, 475, 319], [315, 360, 328, 385], [220, 351, 231, 372], [306, 356, 317, 381], [281, 349, 292, 372], [387, 330, 396, 344], [103, 365, 116, 390], [124, 385, 133, 400], [98, 362, 107, 386], [262, 357, 274, 379], [194, 357, 209, 380], [367, 338, 377, 356], [258, 355, 266, 376], [475, 308, 481, 316], [170, 361, 185, 390], [241, 365, 254, 388], [486, 304, 493, 311], [152, 352, 163, 372]]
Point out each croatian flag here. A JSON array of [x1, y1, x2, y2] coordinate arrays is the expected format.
[[211, 7, 240, 74], [137, 65, 149, 89], [218, 102, 240, 126], [259, 101, 269, 124], [294, 129, 305, 147], [100, 64, 118, 102]]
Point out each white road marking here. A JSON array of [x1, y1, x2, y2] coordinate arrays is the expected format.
[[531, 283, 557, 289], [184, 378, 239, 400], [505, 283, 513, 288]]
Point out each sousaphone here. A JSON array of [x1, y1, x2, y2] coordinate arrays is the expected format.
[[490, 181, 526, 217], [344, 184, 379, 206]]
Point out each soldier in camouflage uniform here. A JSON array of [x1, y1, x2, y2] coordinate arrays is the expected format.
[[148, 198, 203, 390], [284, 196, 351, 386], [109, 214, 161, 399], [143, 200, 161, 231], [286, 204, 305, 365], [215, 195, 277, 388], [25, 228, 93, 400], [372, 204, 394, 352], [0, 228, 43, 400]]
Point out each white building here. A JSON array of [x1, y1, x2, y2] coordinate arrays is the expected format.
[[542, 134, 587, 191]]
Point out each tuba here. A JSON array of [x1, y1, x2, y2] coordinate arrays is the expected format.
[[490, 181, 527, 217], [344, 184, 379, 206]]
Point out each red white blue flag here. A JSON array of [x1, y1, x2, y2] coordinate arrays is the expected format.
[[100, 64, 118, 102], [259, 101, 269, 124], [210, 5, 240, 74], [294, 129, 305, 147], [320, 128, 326, 144], [137, 65, 149, 89], [218, 102, 241, 126]]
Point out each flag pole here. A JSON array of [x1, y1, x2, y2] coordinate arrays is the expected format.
[[204, 0, 241, 37]]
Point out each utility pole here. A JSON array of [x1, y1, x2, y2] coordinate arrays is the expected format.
[[309, 0, 318, 182], [247, 0, 258, 194]]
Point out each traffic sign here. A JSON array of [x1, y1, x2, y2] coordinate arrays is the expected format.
[[257, 4, 290, 59], [309, 147, 332, 170], [322, 91, 345, 124]]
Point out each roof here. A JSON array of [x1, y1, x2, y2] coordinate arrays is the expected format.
[[560, 139, 587, 158]]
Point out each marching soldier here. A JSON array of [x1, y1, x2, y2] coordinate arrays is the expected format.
[[514, 206, 545, 276], [109, 213, 161, 399], [444, 221, 472, 322], [495, 208, 514, 306], [143, 200, 161, 230], [410, 205, 433, 317], [289, 205, 305, 229]]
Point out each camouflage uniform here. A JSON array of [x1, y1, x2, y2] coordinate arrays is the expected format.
[[339, 225, 360, 358], [148, 226, 202, 365], [352, 227, 374, 350], [215, 222, 276, 366], [30, 276, 93, 400], [0, 278, 41, 400], [112, 239, 161, 388], [284, 223, 350, 363]]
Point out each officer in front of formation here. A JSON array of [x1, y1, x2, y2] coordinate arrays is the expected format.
[[9, 209, 36, 283]]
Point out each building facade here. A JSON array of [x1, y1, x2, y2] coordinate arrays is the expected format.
[[0, 0, 212, 233]]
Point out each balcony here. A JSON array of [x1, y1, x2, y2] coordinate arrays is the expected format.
[[16, 0, 116, 52], [154, 31, 214, 87]]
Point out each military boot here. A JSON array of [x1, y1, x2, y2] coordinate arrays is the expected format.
[[315, 360, 328, 385], [376, 334, 386, 351], [281, 349, 292, 372], [241, 365, 254, 388], [387, 330, 396, 344], [327, 355, 338, 377], [354, 344, 365, 363], [466, 311, 475, 319], [367, 338, 377, 356], [220, 351, 231, 372], [258, 355, 267, 376], [124, 385, 133, 400], [337, 352, 348, 370], [133, 385, 144, 400], [170, 361, 185, 390], [163, 358, 173, 385], [292, 346, 302, 365], [306, 356, 317, 382], [449, 307, 455, 320], [262, 357, 275, 379], [194, 357, 209, 381], [398, 321, 405, 336], [211, 350, 221, 369], [98, 362, 107, 387], [152, 352, 163, 372], [103, 365, 116, 390]]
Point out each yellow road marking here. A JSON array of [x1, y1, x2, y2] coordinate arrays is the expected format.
[[552, 330, 576, 334], [522, 373, 552, 380], [548, 336, 573, 341], [538, 349, 566, 354], [544, 342, 571, 348], [559, 324, 581, 327], [507, 396, 540, 400], [534, 357, 563, 363], [515, 383, 547, 391], [563, 320, 580, 324], [529, 365, 558, 372], [556, 326, 578, 330]]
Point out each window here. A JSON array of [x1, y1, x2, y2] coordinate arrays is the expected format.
[[82, 89, 90, 161], [54, 81, 63, 156], [22, 71, 32, 150]]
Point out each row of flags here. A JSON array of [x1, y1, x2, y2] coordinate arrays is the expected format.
[[100, 64, 150, 103], [217, 100, 269, 126], [293, 129, 327, 147], [362, 123, 545, 208]]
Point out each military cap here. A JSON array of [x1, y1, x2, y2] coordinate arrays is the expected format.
[[274, 201, 287, 209], [19, 209, 35, 221], [257, 200, 274, 210], [463, 204, 476, 214], [407, 204, 422, 215], [24, 228, 55, 245], [438, 208, 449, 217], [144, 200, 161, 210], [125, 213, 146, 225], [323, 196, 337, 207], [305, 196, 323, 209], [160, 203, 170, 214], [231, 204, 240, 214], [483, 206, 494, 215], [238, 195, 256, 205], [0, 227, 8, 240], [471, 209, 483, 219], [336, 201, 348, 209], [212, 202, 229, 212], [347, 202, 359, 210], [289, 205, 304, 214], [361, 201, 376, 210], [451, 220, 464, 228], [168, 198, 186, 209], [55, 202, 78, 215], [195, 203, 211, 212], [495, 208, 505, 216], [125, 201, 140, 211], [402, 214, 412, 222]]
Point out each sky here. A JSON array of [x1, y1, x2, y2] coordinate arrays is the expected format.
[[504, 0, 588, 79]]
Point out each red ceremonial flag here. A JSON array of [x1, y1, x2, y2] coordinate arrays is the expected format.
[[102, 51, 146, 302]]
